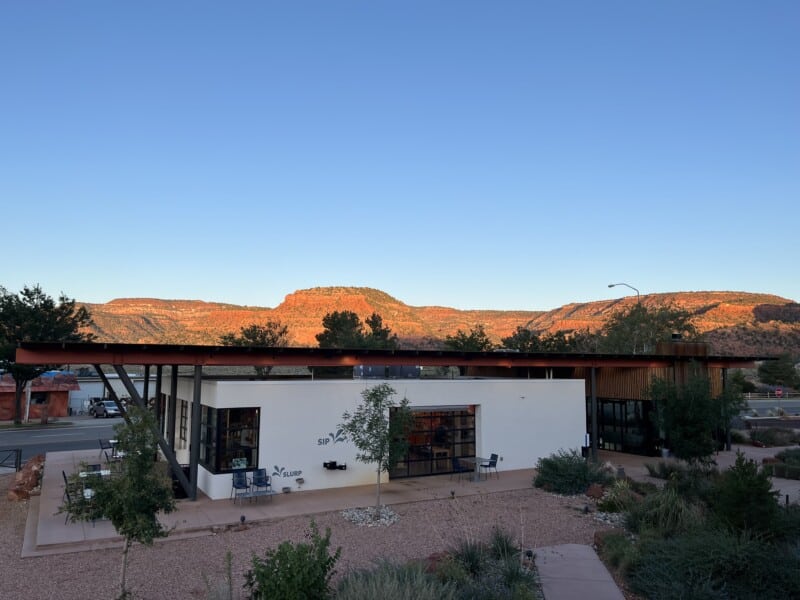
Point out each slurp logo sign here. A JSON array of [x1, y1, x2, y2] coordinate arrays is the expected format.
[[272, 465, 303, 478], [318, 428, 347, 446]]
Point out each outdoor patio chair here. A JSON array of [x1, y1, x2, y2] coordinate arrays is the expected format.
[[62, 470, 79, 502], [230, 469, 249, 502], [450, 457, 471, 482], [250, 468, 271, 493], [99, 439, 113, 457], [479, 453, 499, 480], [86, 463, 102, 472]]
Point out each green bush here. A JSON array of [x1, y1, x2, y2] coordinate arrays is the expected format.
[[441, 534, 541, 600], [533, 449, 611, 495], [450, 538, 487, 577], [625, 486, 705, 537], [628, 527, 800, 600], [644, 460, 685, 480], [489, 526, 518, 561], [244, 520, 341, 600], [750, 427, 798, 447], [708, 451, 780, 535], [336, 561, 457, 600], [597, 479, 640, 513], [596, 531, 639, 575]]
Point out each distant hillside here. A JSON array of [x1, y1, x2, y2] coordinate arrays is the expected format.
[[81, 288, 800, 356]]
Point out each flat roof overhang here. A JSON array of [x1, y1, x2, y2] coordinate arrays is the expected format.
[[15, 342, 762, 370]]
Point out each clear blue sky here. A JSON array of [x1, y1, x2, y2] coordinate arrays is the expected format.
[[2, 2, 797, 311]]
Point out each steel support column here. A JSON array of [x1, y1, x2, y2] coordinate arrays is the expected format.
[[591, 366, 598, 461], [154, 365, 163, 434], [189, 365, 202, 500], [111, 365, 192, 498], [143, 365, 150, 409], [167, 366, 178, 451]]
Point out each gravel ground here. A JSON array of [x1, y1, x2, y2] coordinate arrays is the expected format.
[[1, 474, 614, 600]]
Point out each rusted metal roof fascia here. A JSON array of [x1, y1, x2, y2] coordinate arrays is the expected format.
[[15, 343, 762, 369]]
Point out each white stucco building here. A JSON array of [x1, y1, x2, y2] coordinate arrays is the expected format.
[[165, 377, 586, 501]]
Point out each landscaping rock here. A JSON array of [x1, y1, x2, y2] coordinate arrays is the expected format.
[[586, 483, 605, 500], [6, 455, 44, 502]]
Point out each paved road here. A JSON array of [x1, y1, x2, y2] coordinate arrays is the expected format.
[[0, 416, 120, 464]]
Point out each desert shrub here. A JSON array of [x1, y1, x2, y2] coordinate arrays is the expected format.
[[489, 526, 517, 561], [750, 427, 797, 447], [628, 528, 800, 600], [644, 460, 718, 501], [664, 463, 718, 503], [441, 535, 540, 600], [627, 478, 658, 496], [596, 531, 639, 575], [434, 555, 470, 587], [244, 520, 341, 600], [450, 538, 487, 577], [625, 486, 705, 537], [533, 449, 611, 495], [708, 451, 781, 536], [644, 460, 687, 480], [336, 560, 456, 600], [597, 479, 640, 513]]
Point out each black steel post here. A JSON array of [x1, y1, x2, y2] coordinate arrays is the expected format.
[[591, 366, 598, 461], [167, 366, 178, 451], [189, 365, 202, 501]]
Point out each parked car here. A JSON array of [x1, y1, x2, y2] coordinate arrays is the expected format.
[[94, 401, 121, 418], [87, 397, 104, 416]]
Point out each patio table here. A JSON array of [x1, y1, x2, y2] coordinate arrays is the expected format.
[[458, 456, 489, 481]]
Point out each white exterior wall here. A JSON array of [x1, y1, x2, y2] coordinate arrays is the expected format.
[[168, 378, 586, 501]]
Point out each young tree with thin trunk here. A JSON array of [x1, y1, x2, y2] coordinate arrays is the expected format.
[[60, 406, 176, 599], [340, 383, 412, 509]]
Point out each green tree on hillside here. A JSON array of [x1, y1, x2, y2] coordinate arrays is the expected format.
[[501, 327, 582, 352], [728, 369, 756, 394], [219, 320, 290, 376], [444, 324, 495, 352], [315, 311, 398, 349], [598, 302, 697, 354], [757, 353, 799, 389], [0, 285, 94, 424]]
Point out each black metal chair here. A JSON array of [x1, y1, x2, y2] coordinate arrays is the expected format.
[[99, 439, 113, 457], [479, 453, 499, 480], [62, 470, 79, 502], [251, 468, 271, 493], [230, 469, 249, 502]]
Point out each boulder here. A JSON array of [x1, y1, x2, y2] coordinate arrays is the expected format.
[[585, 483, 605, 500], [6, 454, 45, 502]]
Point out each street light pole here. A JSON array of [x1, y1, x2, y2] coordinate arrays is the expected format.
[[608, 282, 640, 302]]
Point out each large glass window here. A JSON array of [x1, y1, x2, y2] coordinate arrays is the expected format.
[[200, 407, 260, 473], [590, 398, 655, 455], [390, 407, 475, 478]]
